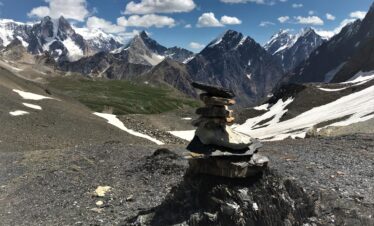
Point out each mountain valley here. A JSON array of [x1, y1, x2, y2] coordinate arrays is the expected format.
[[0, 1, 374, 225]]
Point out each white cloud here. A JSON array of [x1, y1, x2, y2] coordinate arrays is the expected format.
[[326, 13, 336, 21], [118, 14, 176, 28], [278, 16, 290, 23], [308, 10, 315, 15], [86, 16, 125, 33], [292, 3, 303, 8], [279, 0, 287, 2], [315, 10, 367, 39], [197, 12, 223, 27], [28, 0, 89, 22], [350, 11, 367, 20], [220, 0, 265, 3], [189, 42, 205, 49], [28, 6, 50, 18], [124, 0, 196, 14], [185, 24, 192, 28], [220, 15, 242, 25], [295, 16, 324, 25], [259, 21, 275, 27]]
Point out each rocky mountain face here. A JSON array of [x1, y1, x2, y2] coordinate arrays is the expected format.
[[264, 28, 324, 72], [27, 16, 89, 62], [0, 38, 34, 64], [288, 3, 374, 83], [59, 32, 163, 79], [0, 16, 124, 63], [140, 58, 197, 97], [0, 19, 31, 48], [138, 31, 195, 63], [59, 51, 152, 80], [331, 37, 374, 82], [187, 30, 284, 106], [60, 31, 195, 80]]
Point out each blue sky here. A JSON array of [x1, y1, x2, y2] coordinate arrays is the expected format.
[[0, 0, 372, 51]]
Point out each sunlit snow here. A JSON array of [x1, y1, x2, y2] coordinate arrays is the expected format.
[[23, 103, 42, 110], [235, 85, 374, 141], [9, 110, 29, 116], [318, 87, 348, 92], [63, 38, 84, 61], [94, 113, 164, 145], [13, 89, 55, 100], [253, 103, 269, 111]]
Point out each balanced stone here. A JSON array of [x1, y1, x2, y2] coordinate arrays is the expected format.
[[192, 117, 226, 127], [200, 93, 236, 106], [192, 117, 235, 127], [195, 122, 255, 150], [192, 82, 235, 98], [187, 153, 269, 178], [196, 106, 233, 118], [186, 136, 262, 156]]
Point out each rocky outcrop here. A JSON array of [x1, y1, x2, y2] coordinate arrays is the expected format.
[[127, 171, 316, 226]]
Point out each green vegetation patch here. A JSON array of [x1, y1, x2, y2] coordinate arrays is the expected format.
[[48, 77, 200, 115]]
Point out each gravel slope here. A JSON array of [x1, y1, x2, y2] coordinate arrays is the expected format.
[[0, 134, 373, 225]]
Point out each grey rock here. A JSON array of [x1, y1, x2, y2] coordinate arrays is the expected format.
[[192, 82, 235, 98], [187, 153, 268, 178], [200, 93, 236, 106], [195, 123, 255, 150], [196, 106, 233, 118]]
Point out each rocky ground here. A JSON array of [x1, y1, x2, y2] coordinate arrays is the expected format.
[[0, 134, 372, 225], [1, 63, 373, 225]]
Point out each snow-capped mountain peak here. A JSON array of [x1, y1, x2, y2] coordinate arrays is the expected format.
[[264, 29, 297, 55], [207, 29, 244, 49], [264, 27, 324, 71]]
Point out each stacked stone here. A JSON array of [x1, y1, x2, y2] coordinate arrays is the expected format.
[[186, 82, 269, 178]]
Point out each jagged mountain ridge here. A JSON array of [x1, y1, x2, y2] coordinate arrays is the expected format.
[[264, 28, 324, 72], [288, 2, 374, 83], [60, 31, 195, 80], [133, 31, 195, 63], [187, 30, 284, 106], [0, 16, 122, 62]]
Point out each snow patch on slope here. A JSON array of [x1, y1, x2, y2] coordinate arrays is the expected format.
[[63, 37, 84, 61], [23, 103, 42, 110], [342, 70, 374, 85], [94, 112, 164, 145], [168, 130, 195, 141], [235, 85, 374, 141], [318, 87, 349, 92], [13, 89, 55, 100], [253, 103, 269, 111], [9, 110, 29, 116], [238, 98, 294, 130]]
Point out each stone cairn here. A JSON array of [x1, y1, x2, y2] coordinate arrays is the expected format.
[[186, 82, 269, 178]]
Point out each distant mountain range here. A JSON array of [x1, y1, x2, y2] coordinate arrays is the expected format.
[[1, 2, 374, 107]]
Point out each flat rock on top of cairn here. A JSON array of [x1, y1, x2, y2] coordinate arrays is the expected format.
[[192, 82, 235, 98]]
